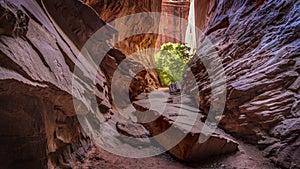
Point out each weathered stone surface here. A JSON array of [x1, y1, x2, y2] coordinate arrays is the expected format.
[[82, 0, 162, 58], [116, 121, 151, 146], [1, 0, 298, 168], [116, 121, 150, 138], [111, 57, 159, 103], [0, 3, 29, 37], [0, 0, 108, 168], [133, 89, 239, 161], [155, 0, 190, 48], [83, 0, 161, 94], [43, 0, 157, 102], [0, 0, 163, 168], [194, 0, 216, 33], [184, 0, 300, 168]]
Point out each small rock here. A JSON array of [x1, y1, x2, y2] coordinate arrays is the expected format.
[[116, 121, 151, 146], [169, 82, 182, 94]]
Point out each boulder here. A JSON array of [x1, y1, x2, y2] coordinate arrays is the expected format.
[[133, 90, 239, 161], [116, 121, 151, 146], [169, 81, 182, 94]]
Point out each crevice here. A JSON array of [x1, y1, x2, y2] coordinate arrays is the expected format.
[[24, 36, 54, 74], [20, 4, 43, 27], [57, 42, 94, 90], [39, 0, 79, 60], [0, 49, 35, 82], [56, 42, 75, 72], [206, 16, 229, 35]]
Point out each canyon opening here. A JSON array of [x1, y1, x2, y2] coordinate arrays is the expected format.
[[0, 0, 299, 169]]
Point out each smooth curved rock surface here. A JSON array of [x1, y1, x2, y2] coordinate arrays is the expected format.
[[0, 0, 96, 167], [0, 0, 163, 168], [83, 0, 161, 95]]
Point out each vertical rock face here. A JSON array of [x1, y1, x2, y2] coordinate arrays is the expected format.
[[83, 0, 162, 97], [185, 0, 300, 168], [155, 0, 190, 48], [194, 0, 216, 33], [0, 0, 163, 168], [83, 0, 162, 56], [0, 0, 112, 168], [1, 0, 298, 168]]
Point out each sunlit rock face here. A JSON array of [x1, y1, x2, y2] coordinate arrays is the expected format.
[[155, 0, 190, 48], [83, 0, 161, 98], [184, 0, 300, 168], [82, 0, 162, 59]]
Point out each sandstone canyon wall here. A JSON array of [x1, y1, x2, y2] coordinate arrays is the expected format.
[[83, 0, 161, 97], [0, 0, 95, 167], [184, 0, 300, 168], [194, 0, 216, 34], [83, 0, 161, 63], [0, 0, 125, 167], [0, 0, 153, 168], [0, 0, 299, 168], [155, 0, 190, 48]]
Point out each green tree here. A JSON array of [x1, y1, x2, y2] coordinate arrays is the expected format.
[[155, 42, 193, 87]]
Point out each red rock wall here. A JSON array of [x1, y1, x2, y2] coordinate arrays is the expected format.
[[0, 0, 107, 168], [0, 0, 163, 167], [83, 0, 161, 93], [83, 0, 162, 55], [194, 0, 216, 35], [185, 0, 300, 168], [1, 0, 298, 168], [155, 0, 190, 48]]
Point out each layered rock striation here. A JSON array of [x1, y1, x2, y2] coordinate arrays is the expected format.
[[0, 0, 95, 167], [0, 0, 299, 168], [184, 0, 300, 168], [83, 0, 162, 63], [0, 0, 161, 168], [83, 0, 162, 92]]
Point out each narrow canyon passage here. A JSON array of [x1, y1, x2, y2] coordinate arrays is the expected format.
[[75, 136, 274, 169], [0, 0, 299, 169], [73, 88, 275, 169]]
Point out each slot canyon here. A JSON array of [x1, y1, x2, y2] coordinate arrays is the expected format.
[[0, 0, 299, 168]]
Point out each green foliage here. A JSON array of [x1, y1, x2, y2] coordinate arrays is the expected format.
[[155, 42, 193, 87]]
